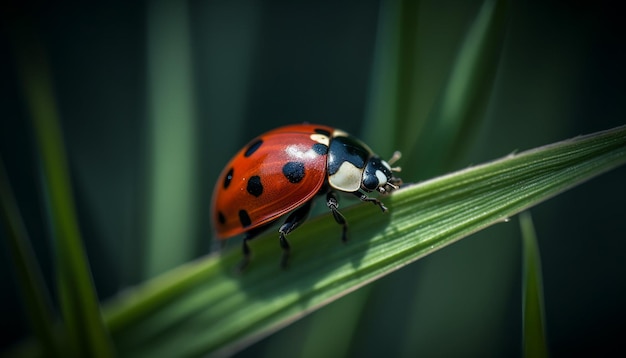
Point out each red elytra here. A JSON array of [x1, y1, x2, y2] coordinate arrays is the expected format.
[[212, 124, 333, 239]]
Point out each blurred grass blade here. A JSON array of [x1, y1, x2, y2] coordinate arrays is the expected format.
[[520, 212, 549, 358], [413, 0, 509, 178], [363, 0, 421, 155], [298, 286, 371, 358], [361, 2, 509, 355], [0, 160, 60, 356], [12, 23, 114, 357], [144, 0, 198, 278], [94, 125, 625, 357]]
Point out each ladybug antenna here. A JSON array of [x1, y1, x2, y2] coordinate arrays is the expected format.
[[387, 151, 402, 172], [378, 180, 400, 193], [387, 182, 400, 190]]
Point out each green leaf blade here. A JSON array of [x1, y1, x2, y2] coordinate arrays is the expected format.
[[99, 125, 625, 357]]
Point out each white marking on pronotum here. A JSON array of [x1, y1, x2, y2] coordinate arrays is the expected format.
[[329, 161, 362, 191]]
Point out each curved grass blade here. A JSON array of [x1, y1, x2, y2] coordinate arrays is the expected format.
[[360, 1, 510, 355], [0, 160, 60, 357], [94, 125, 626, 357], [520, 212, 549, 358], [413, 0, 509, 178], [362, 0, 421, 156], [11, 22, 115, 357]]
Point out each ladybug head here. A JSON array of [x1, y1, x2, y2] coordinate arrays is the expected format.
[[361, 151, 402, 194]]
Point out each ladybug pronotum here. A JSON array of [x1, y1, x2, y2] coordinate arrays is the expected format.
[[211, 124, 402, 268]]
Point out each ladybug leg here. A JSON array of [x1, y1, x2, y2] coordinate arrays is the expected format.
[[240, 221, 274, 270], [326, 192, 348, 243], [352, 191, 387, 212], [278, 201, 313, 268]]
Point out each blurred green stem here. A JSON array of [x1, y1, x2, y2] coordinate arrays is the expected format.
[[364, 0, 421, 156], [144, 0, 198, 278], [520, 212, 549, 358], [414, 0, 509, 178], [11, 20, 115, 357], [0, 159, 60, 356]]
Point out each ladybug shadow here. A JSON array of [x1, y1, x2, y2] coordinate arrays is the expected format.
[[216, 201, 393, 302]]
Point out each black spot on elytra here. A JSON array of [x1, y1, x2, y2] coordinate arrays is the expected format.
[[283, 162, 306, 183], [223, 167, 234, 189], [239, 210, 252, 228], [244, 139, 263, 157], [314, 128, 331, 137], [217, 211, 226, 225], [247, 175, 263, 197], [312, 143, 328, 155]]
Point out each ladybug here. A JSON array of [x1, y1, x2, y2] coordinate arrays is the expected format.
[[211, 124, 402, 268]]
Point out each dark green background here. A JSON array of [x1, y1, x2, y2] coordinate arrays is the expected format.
[[1, 0, 624, 356]]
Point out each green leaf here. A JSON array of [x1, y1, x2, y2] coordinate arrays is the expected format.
[[520, 212, 549, 358], [99, 125, 625, 356]]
